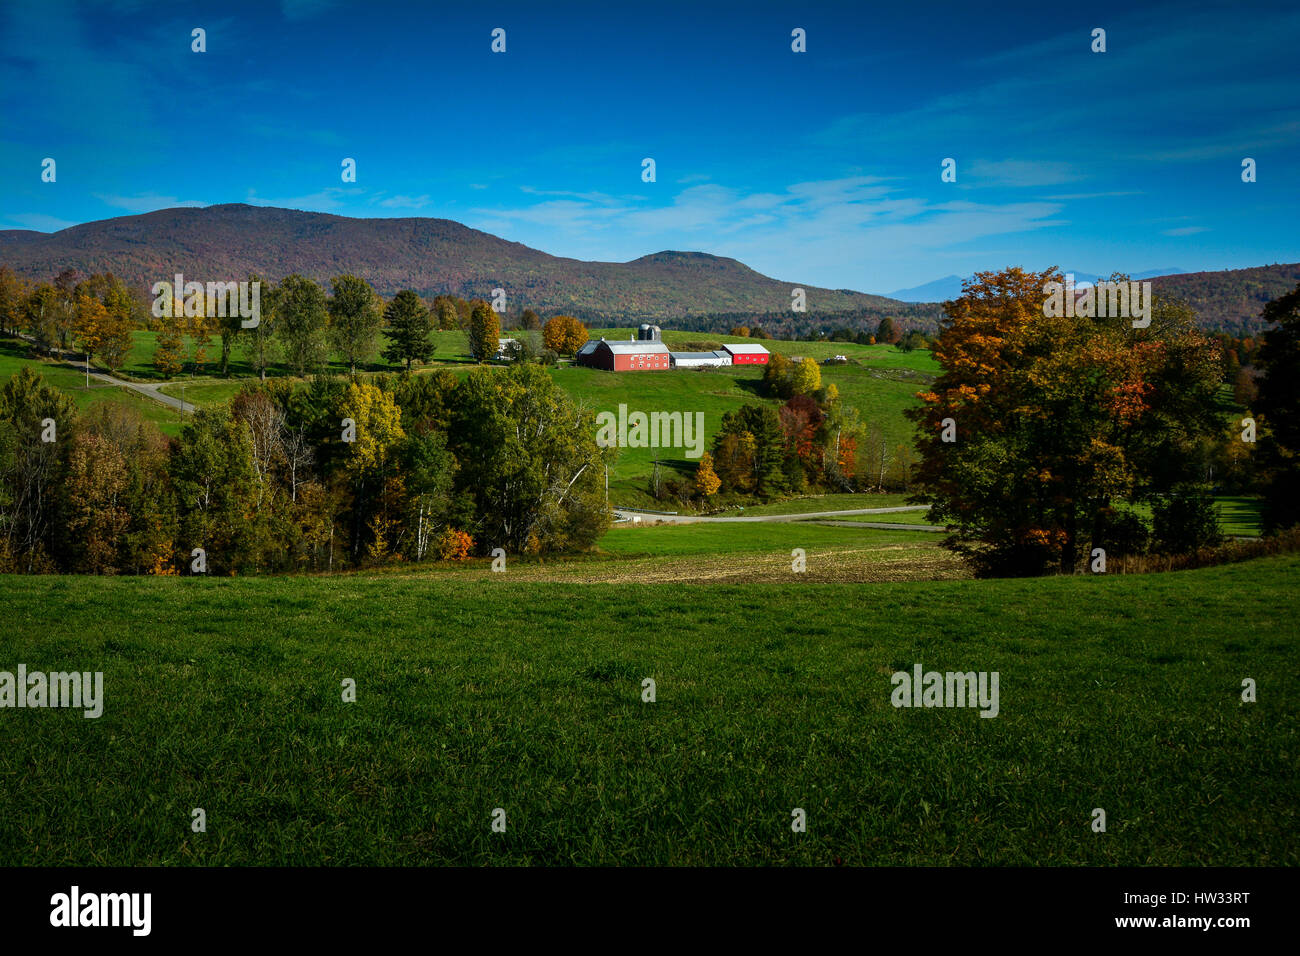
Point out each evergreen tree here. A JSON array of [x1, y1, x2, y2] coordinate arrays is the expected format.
[[382, 290, 434, 371]]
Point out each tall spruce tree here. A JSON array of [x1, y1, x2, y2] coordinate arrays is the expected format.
[[382, 290, 434, 371]]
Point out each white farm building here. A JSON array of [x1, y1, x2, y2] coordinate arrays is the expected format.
[[670, 350, 732, 369]]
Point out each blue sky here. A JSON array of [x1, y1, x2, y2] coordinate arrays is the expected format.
[[1, 0, 1297, 293]]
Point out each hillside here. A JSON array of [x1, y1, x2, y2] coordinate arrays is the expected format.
[[1149, 263, 1300, 334], [3, 206, 1291, 333], [0, 204, 901, 322]]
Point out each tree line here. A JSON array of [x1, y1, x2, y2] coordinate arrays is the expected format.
[[0, 362, 609, 574], [0, 266, 597, 378]]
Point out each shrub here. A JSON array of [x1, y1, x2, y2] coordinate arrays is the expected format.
[[437, 528, 474, 560], [1152, 493, 1224, 554], [1095, 507, 1150, 557]]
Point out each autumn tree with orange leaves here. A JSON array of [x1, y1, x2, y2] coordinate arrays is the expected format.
[[73, 290, 134, 372], [906, 267, 1222, 576]]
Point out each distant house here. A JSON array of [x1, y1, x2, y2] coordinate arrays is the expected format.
[[670, 350, 732, 369], [494, 338, 518, 361], [722, 342, 770, 365], [575, 338, 670, 371]]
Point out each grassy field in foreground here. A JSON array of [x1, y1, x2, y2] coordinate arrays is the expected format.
[[600, 520, 928, 557], [0, 555, 1295, 866]]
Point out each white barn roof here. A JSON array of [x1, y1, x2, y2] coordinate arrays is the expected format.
[[672, 351, 730, 361], [604, 341, 670, 355], [723, 342, 770, 355]]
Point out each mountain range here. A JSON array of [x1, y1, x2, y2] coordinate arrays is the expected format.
[[0, 204, 897, 323], [0, 204, 1295, 333]]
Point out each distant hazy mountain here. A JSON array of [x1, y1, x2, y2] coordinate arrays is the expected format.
[[885, 275, 967, 303], [0, 204, 901, 322], [887, 267, 1188, 302]]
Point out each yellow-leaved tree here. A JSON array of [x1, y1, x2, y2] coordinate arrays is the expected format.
[[695, 451, 721, 497], [74, 293, 134, 372], [339, 381, 405, 479], [543, 314, 588, 355], [339, 381, 407, 563], [790, 357, 822, 396]]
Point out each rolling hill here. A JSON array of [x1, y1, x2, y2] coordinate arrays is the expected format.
[[0, 204, 901, 323], [1149, 263, 1300, 334], [3, 205, 1293, 333]]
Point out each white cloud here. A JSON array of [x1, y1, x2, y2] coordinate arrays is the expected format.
[[963, 160, 1081, 188], [466, 176, 1066, 290], [5, 213, 78, 232], [1043, 191, 1142, 201], [95, 193, 206, 214], [377, 194, 431, 210], [244, 187, 350, 211]]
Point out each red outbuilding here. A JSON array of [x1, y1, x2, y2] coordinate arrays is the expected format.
[[722, 342, 770, 364], [576, 338, 671, 371]]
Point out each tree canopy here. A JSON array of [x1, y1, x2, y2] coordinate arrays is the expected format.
[[907, 267, 1223, 576]]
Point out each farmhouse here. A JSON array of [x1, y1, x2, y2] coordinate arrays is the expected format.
[[670, 350, 732, 369], [722, 342, 770, 365], [576, 338, 670, 371]]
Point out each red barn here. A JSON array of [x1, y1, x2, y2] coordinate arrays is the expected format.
[[723, 342, 770, 364], [576, 338, 670, 371]]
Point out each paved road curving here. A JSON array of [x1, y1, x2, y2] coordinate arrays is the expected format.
[[85, 367, 194, 413], [14, 335, 195, 414], [613, 505, 937, 526]]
